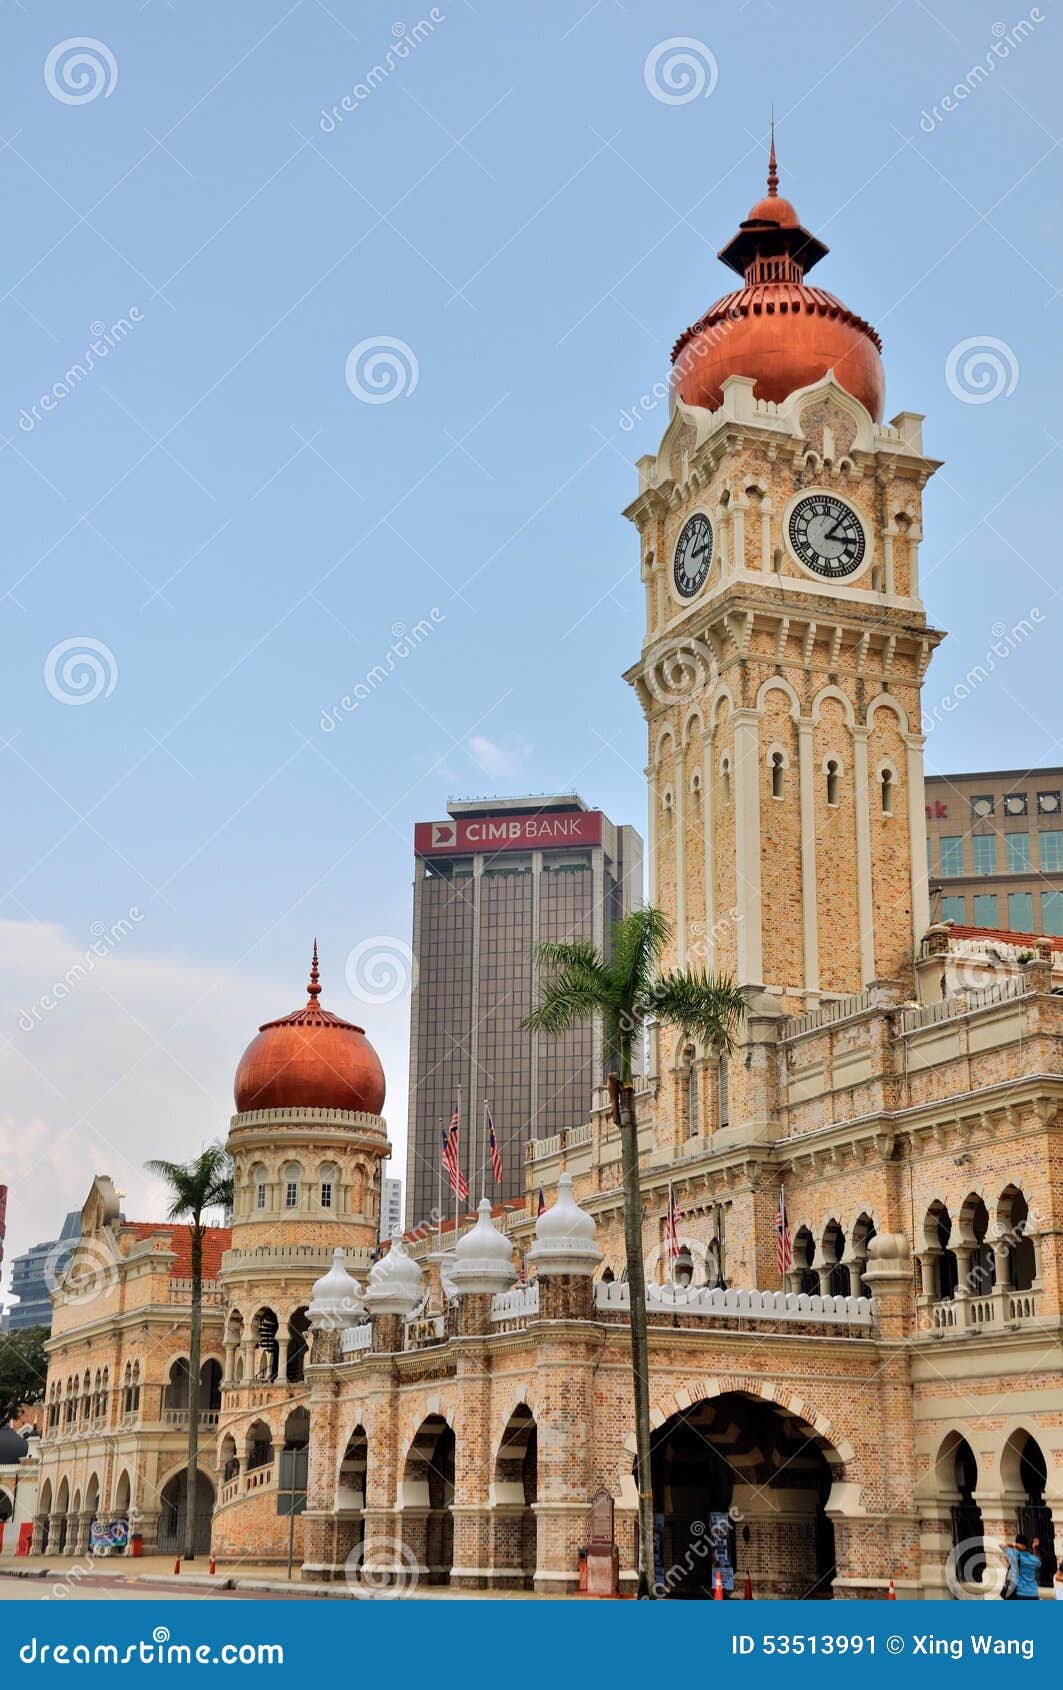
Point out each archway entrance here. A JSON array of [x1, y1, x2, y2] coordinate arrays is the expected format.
[[493, 1405, 537, 1587], [402, 1415, 454, 1584], [649, 1394, 839, 1599], [157, 1470, 214, 1557]]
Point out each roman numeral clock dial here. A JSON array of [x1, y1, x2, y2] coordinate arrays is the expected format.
[[787, 493, 866, 579], [673, 512, 713, 599]]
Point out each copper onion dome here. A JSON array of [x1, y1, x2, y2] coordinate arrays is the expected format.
[[233, 942, 386, 1116], [671, 131, 885, 422]]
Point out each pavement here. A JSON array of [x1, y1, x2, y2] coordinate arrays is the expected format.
[[0, 1555, 552, 1600]]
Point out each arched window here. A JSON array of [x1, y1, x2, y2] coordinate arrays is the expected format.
[[720, 756, 731, 804], [925, 1202, 959, 1301], [999, 1187, 1036, 1291], [319, 1163, 338, 1211], [282, 1163, 302, 1211], [771, 751, 785, 799], [826, 759, 840, 807], [880, 767, 895, 816], [682, 1047, 699, 1137], [822, 1220, 850, 1298], [252, 1164, 268, 1212], [792, 1228, 817, 1296], [716, 1054, 729, 1129]]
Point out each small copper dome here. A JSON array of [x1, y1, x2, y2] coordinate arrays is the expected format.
[[671, 133, 884, 422], [234, 943, 386, 1117]]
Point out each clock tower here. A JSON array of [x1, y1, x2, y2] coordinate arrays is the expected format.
[[624, 140, 943, 1102]]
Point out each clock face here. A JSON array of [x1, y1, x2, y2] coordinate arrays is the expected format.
[[787, 494, 866, 579], [673, 513, 713, 599]]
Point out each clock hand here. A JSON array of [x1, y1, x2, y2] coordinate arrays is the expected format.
[[689, 542, 711, 559], [824, 522, 851, 544]]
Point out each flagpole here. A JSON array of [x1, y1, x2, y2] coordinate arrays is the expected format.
[[436, 1117, 443, 1253], [779, 1179, 786, 1289], [481, 1097, 489, 1204], [454, 1083, 463, 1245]]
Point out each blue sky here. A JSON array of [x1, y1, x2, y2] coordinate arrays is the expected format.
[[1, 0, 1060, 1287]]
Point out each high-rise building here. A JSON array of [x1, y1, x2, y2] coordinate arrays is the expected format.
[[379, 1176, 403, 1241], [405, 795, 642, 1227], [4, 1212, 82, 1332], [924, 768, 1063, 937]]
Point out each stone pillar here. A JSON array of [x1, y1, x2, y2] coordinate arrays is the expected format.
[[732, 708, 763, 984], [371, 1314, 402, 1355], [449, 1292, 493, 1340]]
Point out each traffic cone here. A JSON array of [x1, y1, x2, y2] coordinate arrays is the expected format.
[[714, 1568, 724, 1600], [887, 1576, 896, 1600], [173, 1556, 181, 1575], [743, 1571, 753, 1600], [209, 1554, 216, 1576]]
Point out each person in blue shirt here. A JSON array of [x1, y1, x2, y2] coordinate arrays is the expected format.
[[1000, 1534, 1041, 1599]]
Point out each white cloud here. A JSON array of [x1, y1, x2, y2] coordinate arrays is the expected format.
[[467, 734, 533, 781], [0, 918, 409, 1313]]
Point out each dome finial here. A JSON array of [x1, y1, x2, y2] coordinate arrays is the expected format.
[[308, 938, 321, 1001], [767, 111, 778, 197]]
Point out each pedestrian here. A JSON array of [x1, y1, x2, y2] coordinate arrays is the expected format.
[[1054, 1559, 1063, 1600], [999, 1535, 1040, 1599]]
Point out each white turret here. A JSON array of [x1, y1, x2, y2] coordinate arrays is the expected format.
[[364, 1232, 424, 1318], [449, 1198, 517, 1295], [308, 1246, 365, 1330], [527, 1172, 603, 1277]]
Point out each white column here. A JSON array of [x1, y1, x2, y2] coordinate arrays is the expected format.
[[731, 496, 747, 575], [881, 524, 896, 597], [797, 718, 820, 999], [852, 724, 876, 986], [760, 502, 773, 573], [701, 730, 715, 972], [905, 731, 931, 943], [732, 708, 762, 984]]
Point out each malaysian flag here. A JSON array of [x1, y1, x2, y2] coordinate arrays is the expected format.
[[487, 1106, 503, 1184], [664, 1182, 682, 1270], [442, 1106, 468, 1201], [776, 1184, 792, 1276]]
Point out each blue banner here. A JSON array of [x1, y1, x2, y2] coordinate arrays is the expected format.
[[4, 1598, 1057, 1685]]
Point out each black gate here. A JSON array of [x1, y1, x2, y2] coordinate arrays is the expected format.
[[950, 1503, 985, 1586]]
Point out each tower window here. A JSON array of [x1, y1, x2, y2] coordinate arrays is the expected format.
[[717, 1055, 729, 1129], [256, 1183, 267, 1211], [684, 1047, 698, 1137], [881, 768, 894, 816], [285, 1181, 299, 1209], [826, 760, 840, 807], [771, 752, 785, 800], [320, 1181, 333, 1209]]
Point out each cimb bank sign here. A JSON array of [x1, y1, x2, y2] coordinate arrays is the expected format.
[[414, 812, 604, 857]]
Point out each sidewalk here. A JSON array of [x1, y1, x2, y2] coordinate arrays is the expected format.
[[0, 1555, 551, 1599]]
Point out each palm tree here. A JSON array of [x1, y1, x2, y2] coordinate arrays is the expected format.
[[525, 906, 745, 1598], [145, 1143, 232, 1561]]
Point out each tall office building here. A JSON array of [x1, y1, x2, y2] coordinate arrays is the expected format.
[[3, 1211, 82, 1331], [404, 795, 642, 1228], [925, 768, 1063, 936], [379, 1177, 403, 1242]]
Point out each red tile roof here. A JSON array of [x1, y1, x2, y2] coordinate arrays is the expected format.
[[123, 1223, 231, 1279], [948, 925, 1063, 953]]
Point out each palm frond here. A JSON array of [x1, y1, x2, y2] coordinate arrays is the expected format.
[[525, 942, 610, 1037], [146, 1143, 232, 1225], [535, 938, 604, 973], [645, 969, 745, 1050], [609, 907, 672, 1004]]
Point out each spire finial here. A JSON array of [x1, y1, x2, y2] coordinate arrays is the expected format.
[[308, 938, 321, 1001], [767, 110, 778, 197]]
